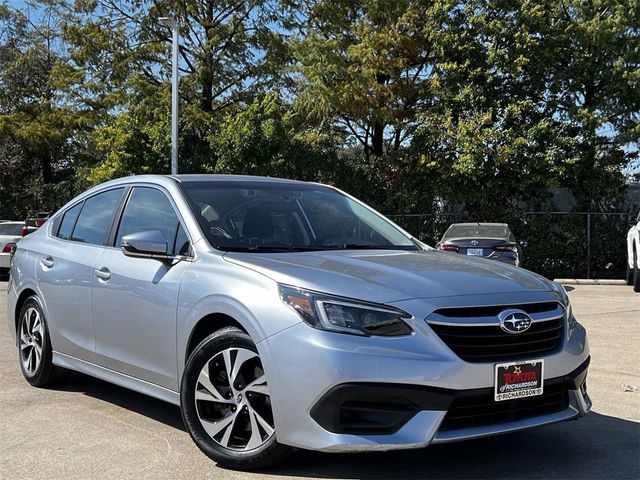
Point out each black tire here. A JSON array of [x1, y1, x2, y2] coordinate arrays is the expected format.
[[628, 249, 637, 286], [17, 296, 63, 387], [180, 326, 291, 470], [634, 254, 640, 293]]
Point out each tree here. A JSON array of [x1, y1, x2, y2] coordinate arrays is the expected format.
[[62, 0, 289, 178], [213, 92, 342, 179], [288, 0, 451, 158], [542, 0, 640, 210], [0, 2, 85, 217], [409, 0, 639, 216]]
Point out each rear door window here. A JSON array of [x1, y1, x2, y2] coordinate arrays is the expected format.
[[71, 189, 124, 245]]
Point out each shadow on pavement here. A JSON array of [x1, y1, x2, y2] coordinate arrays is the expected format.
[[52, 371, 186, 432], [271, 413, 639, 480], [48, 372, 640, 479]]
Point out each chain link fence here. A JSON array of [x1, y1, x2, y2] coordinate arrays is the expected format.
[[387, 212, 634, 280]]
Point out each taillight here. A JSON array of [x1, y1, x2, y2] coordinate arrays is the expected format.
[[2, 244, 12, 253], [438, 243, 459, 252], [20, 225, 29, 236], [492, 243, 517, 252], [34, 219, 46, 227]]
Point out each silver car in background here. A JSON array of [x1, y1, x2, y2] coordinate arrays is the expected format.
[[436, 222, 524, 267], [0, 221, 23, 275], [6, 175, 590, 470]]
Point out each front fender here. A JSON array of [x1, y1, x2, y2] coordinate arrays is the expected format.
[[176, 259, 301, 380]]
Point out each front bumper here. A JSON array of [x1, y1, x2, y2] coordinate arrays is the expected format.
[[259, 309, 590, 452]]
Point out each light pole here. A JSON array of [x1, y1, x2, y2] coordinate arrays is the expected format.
[[159, 17, 179, 175]]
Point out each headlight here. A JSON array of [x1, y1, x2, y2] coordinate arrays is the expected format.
[[279, 285, 413, 337], [551, 282, 577, 337]]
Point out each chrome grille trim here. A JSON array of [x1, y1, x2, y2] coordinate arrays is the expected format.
[[426, 301, 565, 362]]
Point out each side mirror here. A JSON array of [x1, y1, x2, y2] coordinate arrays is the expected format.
[[121, 231, 170, 259]]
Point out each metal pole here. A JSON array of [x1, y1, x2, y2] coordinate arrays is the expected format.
[[586, 213, 591, 279], [170, 22, 179, 175], [159, 17, 179, 175]]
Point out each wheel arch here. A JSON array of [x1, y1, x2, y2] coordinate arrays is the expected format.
[[14, 288, 38, 338], [184, 313, 247, 363]]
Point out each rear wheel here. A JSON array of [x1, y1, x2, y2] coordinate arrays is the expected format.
[[180, 327, 290, 470], [17, 296, 63, 386]]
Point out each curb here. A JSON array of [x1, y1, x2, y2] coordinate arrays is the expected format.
[[554, 279, 628, 285]]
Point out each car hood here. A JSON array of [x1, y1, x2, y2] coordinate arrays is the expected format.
[[223, 249, 552, 303]]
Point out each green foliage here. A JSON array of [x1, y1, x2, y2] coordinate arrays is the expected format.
[[213, 94, 299, 177]]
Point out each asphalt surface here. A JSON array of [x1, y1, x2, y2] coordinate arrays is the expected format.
[[0, 281, 638, 480]]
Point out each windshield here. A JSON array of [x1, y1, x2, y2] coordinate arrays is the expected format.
[[180, 181, 417, 252], [443, 224, 509, 240]]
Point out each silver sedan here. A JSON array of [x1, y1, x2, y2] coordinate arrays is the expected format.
[[6, 175, 591, 470]]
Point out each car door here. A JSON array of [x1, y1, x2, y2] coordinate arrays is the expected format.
[[91, 186, 192, 391], [36, 188, 125, 362]]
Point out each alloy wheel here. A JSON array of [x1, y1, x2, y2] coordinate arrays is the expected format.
[[194, 347, 274, 451], [20, 307, 44, 375]]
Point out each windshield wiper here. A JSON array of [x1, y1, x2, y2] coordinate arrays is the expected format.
[[216, 245, 323, 253], [319, 244, 413, 250]]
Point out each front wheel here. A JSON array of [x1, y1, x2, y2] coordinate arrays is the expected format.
[[180, 327, 290, 470], [633, 254, 640, 293]]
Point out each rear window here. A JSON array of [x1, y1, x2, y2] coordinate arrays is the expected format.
[[443, 225, 509, 240], [0, 223, 23, 236]]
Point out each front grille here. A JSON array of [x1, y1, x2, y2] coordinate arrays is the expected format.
[[427, 302, 564, 362], [440, 380, 570, 431], [432, 302, 559, 318]]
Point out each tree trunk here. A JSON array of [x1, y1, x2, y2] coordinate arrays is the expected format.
[[371, 120, 384, 156], [575, 81, 596, 211], [371, 72, 389, 157], [41, 154, 52, 183]]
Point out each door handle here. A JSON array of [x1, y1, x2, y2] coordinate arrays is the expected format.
[[41, 256, 54, 268], [94, 267, 111, 281]]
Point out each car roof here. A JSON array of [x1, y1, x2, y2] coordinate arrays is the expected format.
[[170, 174, 310, 186], [88, 174, 314, 192], [448, 222, 509, 228], [0, 221, 24, 225]]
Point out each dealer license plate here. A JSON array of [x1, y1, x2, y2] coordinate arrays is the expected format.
[[494, 359, 544, 402], [467, 248, 483, 256]]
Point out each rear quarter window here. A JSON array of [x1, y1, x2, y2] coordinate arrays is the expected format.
[[56, 203, 83, 240]]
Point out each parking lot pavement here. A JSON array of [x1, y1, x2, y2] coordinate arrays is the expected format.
[[1, 281, 638, 480]]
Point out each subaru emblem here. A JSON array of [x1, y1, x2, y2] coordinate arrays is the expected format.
[[498, 309, 533, 334]]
